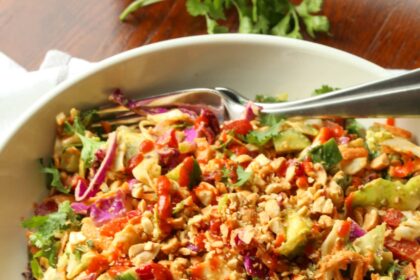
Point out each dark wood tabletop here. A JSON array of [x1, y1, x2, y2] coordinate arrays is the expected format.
[[1, 0, 419, 70]]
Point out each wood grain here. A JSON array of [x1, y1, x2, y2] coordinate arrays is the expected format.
[[0, 0, 418, 70]]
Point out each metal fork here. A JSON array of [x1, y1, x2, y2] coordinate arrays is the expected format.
[[93, 68, 420, 127]]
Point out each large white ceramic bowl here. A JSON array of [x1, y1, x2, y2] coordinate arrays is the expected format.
[[0, 34, 391, 277]]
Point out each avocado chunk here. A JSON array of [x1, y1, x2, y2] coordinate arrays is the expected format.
[[350, 176, 420, 210], [276, 212, 312, 257], [273, 129, 311, 153], [353, 223, 391, 270]]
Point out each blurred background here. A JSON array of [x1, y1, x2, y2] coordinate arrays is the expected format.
[[0, 0, 419, 70]]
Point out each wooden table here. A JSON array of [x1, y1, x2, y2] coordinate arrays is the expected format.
[[1, 0, 419, 70]]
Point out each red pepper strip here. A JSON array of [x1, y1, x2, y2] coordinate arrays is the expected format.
[[314, 127, 334, 144], [136, 263, 173, 280], [179, 157, 194, 187], [385, 236, 420, 262], [389, 160, 414, 178], [337, 220, 352, 238], [386, 118, 395, 126], [223, 119, 253, 135], [140, 139, 154, 153], [382, 209, 404, 228], [324, 120, 345, 138], [86, 254, 109, 274], [157, 176, 172, 234]]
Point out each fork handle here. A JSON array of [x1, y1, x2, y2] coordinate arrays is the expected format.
[[259, 68, 420, 110], [262, 86, 420, 117]]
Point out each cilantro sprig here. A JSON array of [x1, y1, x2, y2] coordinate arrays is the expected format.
[[22, 201, 81, 276], [247, 122, 282, 146], [120, 0, 330, 39], [309, 138, 342, 170]]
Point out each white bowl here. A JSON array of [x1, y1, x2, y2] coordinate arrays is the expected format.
[[0, 34, 390, 277]]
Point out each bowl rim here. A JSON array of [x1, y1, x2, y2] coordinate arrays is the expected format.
[[0, 34, 388, 151]]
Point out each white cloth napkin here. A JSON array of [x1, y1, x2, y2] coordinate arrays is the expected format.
[[0, 50, 408, 140], [0, 50, 94, 139]]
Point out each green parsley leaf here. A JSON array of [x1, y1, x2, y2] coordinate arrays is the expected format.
[[231, 166, 252, 187], [309, 138, 342, 170], [247, 122, 281, 146], [259, 113, 285, 127], [41, 166, 70, 194], [121, 0, 330, 39], [255, 94, 288, 103], [22, 201, 80, 256], [77, 134, 105, 168], [313, 84, 339, 95], [119, 0, 163, 21]]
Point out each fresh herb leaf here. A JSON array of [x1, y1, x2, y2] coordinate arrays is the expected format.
[[255, 94, 288, 103], [345, 118, 366, 138], [313, 84, 339, 95], [119, 0, 163, 21], [116, 273, 138, 280], [22, 201, 81, 268], [296, 0, 329, 37], [247, 122, 281, 146], [231, 166, 252, 187], [41, 166, 70, 194], [77, 134, 104, 168], [259, 113, 285, 127], [121, 0, 330, 39], [309, 138, 342, 170]]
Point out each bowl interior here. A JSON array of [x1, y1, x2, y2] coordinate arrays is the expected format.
[[0, 34, 389, 276]]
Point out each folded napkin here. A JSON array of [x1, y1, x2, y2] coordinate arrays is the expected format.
[[0, 50, 407, 141], [0, 50, 94, 139]]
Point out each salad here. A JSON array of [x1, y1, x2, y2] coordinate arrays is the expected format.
[[22, 90, 420, 280]]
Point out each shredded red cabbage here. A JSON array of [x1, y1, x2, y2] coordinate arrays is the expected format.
[[244, 102, 260, 121], [71, 191, 126, 226], [184, 127, 198, 143], [243, 255, 269, 279], [90, 191, 126, 225], [75, 132, 117, 201], [349, 220, 366, 241], [71, 202, 90, 214]]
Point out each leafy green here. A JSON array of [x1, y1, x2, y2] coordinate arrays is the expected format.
[[259, 113, 284, 127], [312, 84, 339, 95], [345, 118, 366, 138], [121, 0, 330, 39], [22, 201, 81, 267], [41, 165, 70, 194], [255, 94, 288, 103], [309, 138, 342, 170], [23, 202, 81, 277], [231, 166, 252, 187], [120, 0, 163, 21], [386, 262, 406, 280], [247, 122, 281, 146], [64, 110, 98, 135], [77, 134, 104, 168]]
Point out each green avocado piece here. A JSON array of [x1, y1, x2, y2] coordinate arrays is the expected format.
[[277, 212, 312, 257], [351, 176, 420, 210], [353, 224, 391, 270], [273, 129, 311, 153], [166, 163, 182, 181]]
